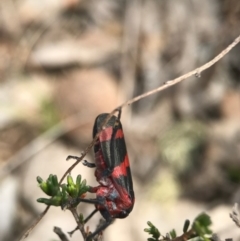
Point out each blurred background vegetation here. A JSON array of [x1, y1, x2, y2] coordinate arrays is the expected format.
[[0, 0, 240, 241]]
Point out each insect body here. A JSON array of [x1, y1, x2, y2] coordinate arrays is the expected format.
[[91, 111, 134, 218], [67, 110, 134, 240]]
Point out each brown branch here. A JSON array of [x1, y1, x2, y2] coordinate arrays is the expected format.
[[118, 34, 240, 108], [70, 208, 87, 240], [19, 206, 50, 241], [53, 226, 69, 241], [18, 33, 240, 241], [171, 229, 195, 241]]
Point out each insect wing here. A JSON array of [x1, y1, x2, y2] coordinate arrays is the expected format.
[[93, 113, 117, 169], [110, 121, 135, 204], [93, 113, 134, 202]]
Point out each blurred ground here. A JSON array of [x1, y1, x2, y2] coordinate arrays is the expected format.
[[0, 0, 240, 241]]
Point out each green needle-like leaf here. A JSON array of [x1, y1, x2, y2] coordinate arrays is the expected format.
[[76, 175, 82, 187], [169, 229, 177, 239], [52, 175, 59, 186], [37, 195, 62, 206], [183, 219, 190, 233], [36, 176, 43, 184], [67, 175, 74, 186], [144, 221, 160, 240], [79, 213, 84, 224]]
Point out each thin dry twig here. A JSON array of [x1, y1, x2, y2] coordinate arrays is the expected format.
[[19, 206, 50, 240], [119, 34, 240, 108], [19, 33, 240, 241]]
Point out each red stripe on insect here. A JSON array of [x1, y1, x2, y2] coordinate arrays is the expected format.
[[115, 129, 124, 138], [99, 127, 124, 142], [99, 127, 113, 142], [112, 155, 129, 178]]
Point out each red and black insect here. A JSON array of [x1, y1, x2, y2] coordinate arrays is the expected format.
[[67, 109, 134, 240]]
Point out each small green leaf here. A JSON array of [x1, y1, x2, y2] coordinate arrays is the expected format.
[[39, 181, 50, 195], [79, 213, 84, 223], [50, 195, 63, 206], [67, 185, 76, 197], [144, 221, 160, 240], [37, 198, 46, 203], [36, 176, 43, 184], [147, 221, 154, 228], [52, 175, 59, 186], [37, 196, 62, 206], [183, 219, 190, 233], [61, 184, 69, 203], [192, 213, 212, 236], [169, 229, 177, 239], [81, 179, 87, 188], [195, 213, 212, 227], [147, 238, 156, 241], [76, 175, 82, 186], [67, 175, 74, 186]]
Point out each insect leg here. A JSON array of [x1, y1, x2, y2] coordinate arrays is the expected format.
[[66, 156, 96, 168], [86, 218, 114, 241], [84, 208, 98, 223], [83, 160, 96, 168], [66, 155, 81, 161]]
